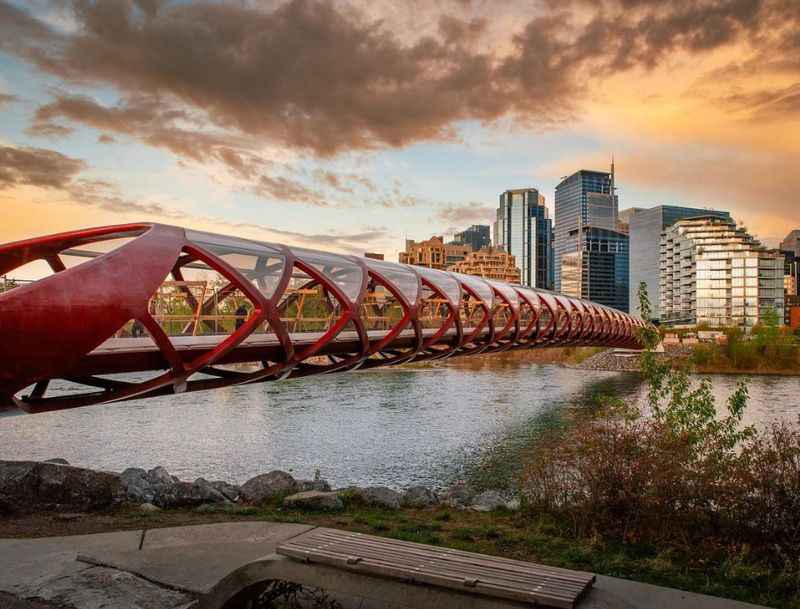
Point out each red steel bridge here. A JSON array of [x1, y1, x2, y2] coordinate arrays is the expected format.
[[0, 223, 646, 414]]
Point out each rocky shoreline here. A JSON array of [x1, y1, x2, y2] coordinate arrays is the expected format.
[[0, 459, 519, 517]]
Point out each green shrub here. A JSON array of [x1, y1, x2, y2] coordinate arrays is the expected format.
[[519, 283, 800, 580]]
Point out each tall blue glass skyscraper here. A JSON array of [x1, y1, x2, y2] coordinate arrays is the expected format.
[[555, 165, 628, 310], [560, 227, 629, 312], [494, 188, 553, 288], [554, 168, 618, 290]]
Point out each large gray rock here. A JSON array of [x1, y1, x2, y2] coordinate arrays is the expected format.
[[155, 478, 227, 508], [210, 480, 241, 502], [43, 458, 69, 465], [240, 470, 297, 504], [352, 486, 402, 509], [0, 460, 121, 513], [17, 565, 193, 609], [296, 478, 332, 493], [402, 486, 439, 508], [120, 468, 156, 504], [147, 466, 177, 486], [440, 483, 475, 508], [470, 490, 507, 512], [283, 491, 343, 511]]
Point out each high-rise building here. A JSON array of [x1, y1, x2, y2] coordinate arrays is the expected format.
[[560, 227, 630, 312], [780, 230, 800, 257], [494, 188, 553, 288], [660, 216, 784, 328], [782, 249, 800, 325], [398, 236, 472, 270], [452, 225, 491, 252], [616, 207, 645, 234], [447, 247, 521, 283], [629, 205, 731, 320], [444, 242, 472, 267], [554, 165, 618, 293]]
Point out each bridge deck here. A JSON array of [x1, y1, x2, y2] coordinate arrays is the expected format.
[[90, 327, 461, 355]]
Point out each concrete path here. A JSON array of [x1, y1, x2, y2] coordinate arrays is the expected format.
[[0, 522, 770, 609], [78, 522, 313, 594]]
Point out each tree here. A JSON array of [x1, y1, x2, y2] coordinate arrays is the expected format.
[[637, 281, 752, 453]]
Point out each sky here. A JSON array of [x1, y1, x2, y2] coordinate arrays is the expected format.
[[1, 0, 799, 269]]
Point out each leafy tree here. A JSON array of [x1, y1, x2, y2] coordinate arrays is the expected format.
[[637, 281, 752, 455]]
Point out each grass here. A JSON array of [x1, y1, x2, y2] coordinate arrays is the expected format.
[[4, 500, 796, 608]]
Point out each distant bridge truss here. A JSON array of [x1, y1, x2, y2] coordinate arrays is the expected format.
[[0, 223, 646, 414]]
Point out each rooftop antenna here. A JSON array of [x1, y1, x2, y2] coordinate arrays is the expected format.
[[610, 154, 615, 195]]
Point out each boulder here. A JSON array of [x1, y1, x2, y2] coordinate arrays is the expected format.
[[120, 468, 156, 504], [137, 502, 161, 513], [402, 486, 439, 508], [240, 470, 297, 504], [283, 491, 343, 511], [147, 466, 177, 486], [352, 486, 402, 510], [43, 458, 69, 465], [296, 478, 332, 493], [470, 490, 507, 512], [0, 460, 121, 513], [210, 480, 241, 502], [155, 478, 227, 508], [440, 483, 474, 508]]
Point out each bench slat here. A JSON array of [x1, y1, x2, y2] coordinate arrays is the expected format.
[[277, 527, 594, 608]]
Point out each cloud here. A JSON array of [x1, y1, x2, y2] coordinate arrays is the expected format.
[[97, 133, 115, 144], [4, 0, 800, 160], [436, 201, 495, 224], [311, 169, 378, 194], [28, 92, 336, 205], [0, 143, 387, 254], [0, 143, 178, 217], [0, 145, 85, 189], [224, 221, 387, 252], [716, 82, 800, 121], [30, 93, 248, 166], [0, 92, 18, 108], [253, 175, 326, 206]]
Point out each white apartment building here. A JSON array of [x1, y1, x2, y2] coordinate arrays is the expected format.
[[660, 216, 784, 327]]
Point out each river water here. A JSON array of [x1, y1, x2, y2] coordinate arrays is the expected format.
[[1, 358, 798, 489]]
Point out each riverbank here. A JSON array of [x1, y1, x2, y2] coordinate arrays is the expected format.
[[1, 459, 796, 608], [565, 345, 800, 376], [1, 501, 790, 608]]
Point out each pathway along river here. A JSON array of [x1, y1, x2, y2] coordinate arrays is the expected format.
[[1, 356, 799, 490]]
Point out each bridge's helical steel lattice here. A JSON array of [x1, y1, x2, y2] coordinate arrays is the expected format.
[[0, 224, 647, 414]]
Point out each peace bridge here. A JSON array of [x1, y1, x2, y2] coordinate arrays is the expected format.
[[0, 223, 645, 414]]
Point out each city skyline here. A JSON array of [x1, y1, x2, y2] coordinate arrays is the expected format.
[[1, 0, 799, 267]]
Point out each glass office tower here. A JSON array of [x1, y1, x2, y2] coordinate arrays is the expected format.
[[452, 225, 491, 252], [560, 226, 629, 312], [554, 169, 617, 293], [494, 188, 553, 288], [629, 205, 730, 320]]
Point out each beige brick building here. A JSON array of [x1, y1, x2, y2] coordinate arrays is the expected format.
[[398, 236, 471, 270], [447, 247, 521, 283]]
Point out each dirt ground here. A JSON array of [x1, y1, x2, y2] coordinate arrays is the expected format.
[[0, 509, 262, 539]]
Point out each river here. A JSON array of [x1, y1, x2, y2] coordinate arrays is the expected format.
[[1, 357, 798, 489]]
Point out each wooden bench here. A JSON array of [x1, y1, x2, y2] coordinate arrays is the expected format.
[[277, 527, 595, 608]]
